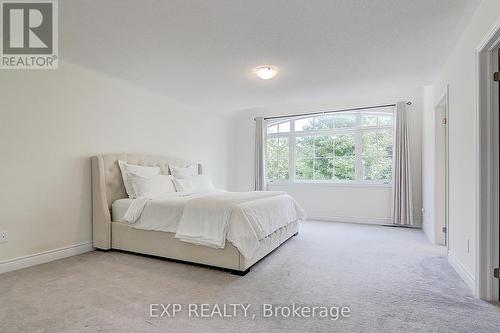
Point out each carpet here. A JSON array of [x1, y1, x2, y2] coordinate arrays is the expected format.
[[1, 221, 499, 332]]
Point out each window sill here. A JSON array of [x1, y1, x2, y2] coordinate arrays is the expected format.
[[267, 181, 392, 188]]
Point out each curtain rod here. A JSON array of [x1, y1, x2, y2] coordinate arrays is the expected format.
[[258, 101, 412, 121]]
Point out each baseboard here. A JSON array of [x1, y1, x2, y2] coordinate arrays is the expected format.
[[0, 242, 94, 274], [308, 214, 392, 225], [448, 251, 475, 292]]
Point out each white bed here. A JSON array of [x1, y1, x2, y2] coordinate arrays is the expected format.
[[92, 154, 305, 274]]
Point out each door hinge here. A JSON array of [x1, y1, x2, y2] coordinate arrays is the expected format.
[[494, 268, 500, 279], [494, 72, 500, 82], [442, 118, 447, 125], [442, 226, 447, 233]]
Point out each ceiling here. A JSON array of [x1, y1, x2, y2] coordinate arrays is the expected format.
[[60, 0, 480, 114]]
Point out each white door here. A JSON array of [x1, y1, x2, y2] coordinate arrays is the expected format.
[[434, 91, 449, 246]]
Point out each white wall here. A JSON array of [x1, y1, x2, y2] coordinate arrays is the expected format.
[[268, 183, 393, 224], [422, 86, 436, 242], [0, 61, 231, 262], [421, 0, 500, 289], [229, 88, 423, 225]]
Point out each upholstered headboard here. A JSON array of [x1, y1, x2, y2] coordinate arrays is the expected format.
[[91, 153, 202, 249]]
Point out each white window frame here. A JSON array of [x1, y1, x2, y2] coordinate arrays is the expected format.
[[266, 110, 395, 186]]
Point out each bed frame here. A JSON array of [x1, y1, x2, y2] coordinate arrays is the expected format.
[[91, 153, 299, 275]]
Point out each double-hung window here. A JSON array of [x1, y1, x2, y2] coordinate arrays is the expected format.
[[266, 107, 394, 184]]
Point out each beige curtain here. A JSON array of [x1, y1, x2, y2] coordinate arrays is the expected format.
[[392, 102, 413, 225], [254, 117, 267, 191]]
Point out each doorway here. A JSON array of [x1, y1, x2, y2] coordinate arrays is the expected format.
[[434, 89, 449, 247], [476, 27, 500, 301], [495, 48, 500, 301]]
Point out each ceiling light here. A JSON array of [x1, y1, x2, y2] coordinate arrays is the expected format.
[[255, 65, 278, 80]]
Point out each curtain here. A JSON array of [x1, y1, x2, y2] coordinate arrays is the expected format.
[[254, 117, 267, 191], [392, 102, 414, 225]]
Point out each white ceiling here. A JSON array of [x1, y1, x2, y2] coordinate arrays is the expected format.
[[60, 0, 480, 113]]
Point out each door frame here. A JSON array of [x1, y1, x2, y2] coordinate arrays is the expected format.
[[475, 19, 500, 302], [434, 87, 449, 247]]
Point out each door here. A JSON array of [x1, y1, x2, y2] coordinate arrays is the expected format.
[[497, 49, 500, 298], [435, 90, 449, 247]]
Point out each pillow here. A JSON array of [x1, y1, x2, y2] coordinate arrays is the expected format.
[[128, 173, 176, 197], [118, 160, 160, 198], [169, 164, 198, 179], [172, 175, 214, 193]]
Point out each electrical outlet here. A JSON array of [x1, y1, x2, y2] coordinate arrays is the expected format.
[[0, 231, 8, 243]]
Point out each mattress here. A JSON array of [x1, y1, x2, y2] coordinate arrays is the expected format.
[[111, 198, 133, 222]]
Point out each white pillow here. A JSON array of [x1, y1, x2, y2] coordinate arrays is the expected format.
[[118, 160, 160, 198], [172, 175, 214, 193], [128, 173, 176, 197], [169, 164, 198, 179]]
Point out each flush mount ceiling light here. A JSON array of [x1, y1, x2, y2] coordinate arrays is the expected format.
[[255, 65, 278, 80]]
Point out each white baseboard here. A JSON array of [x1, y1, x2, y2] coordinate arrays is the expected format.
[[308, 214, 422, 229], [308, 214, 393, 225], [0, 242, 94, 274], [448, 251, 475, 292]]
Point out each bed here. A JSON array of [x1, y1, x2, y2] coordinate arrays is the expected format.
[[91, 154, 304, 275]]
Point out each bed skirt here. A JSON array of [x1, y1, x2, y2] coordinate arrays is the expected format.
[[110, 221, 299, 273]]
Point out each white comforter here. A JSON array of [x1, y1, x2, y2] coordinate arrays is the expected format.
[[122, 190, 305, 259]]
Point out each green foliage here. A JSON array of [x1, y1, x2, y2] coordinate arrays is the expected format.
[[362, 130, 392, 181], [266, 137, 289, 180], [333, 114, 356, 128], [333, 157, 355, 180], [293, 134, 356, 181]]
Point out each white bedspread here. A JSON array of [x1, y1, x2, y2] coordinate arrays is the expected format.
[[121, 190, 305, 259]]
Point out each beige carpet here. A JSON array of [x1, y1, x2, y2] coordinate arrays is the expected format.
[[1, 221, 499, 332]]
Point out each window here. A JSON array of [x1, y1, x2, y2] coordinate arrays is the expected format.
[[266, 107, 394, 184]]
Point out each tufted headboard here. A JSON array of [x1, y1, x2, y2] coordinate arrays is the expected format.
[[91, 153, 202, 249]]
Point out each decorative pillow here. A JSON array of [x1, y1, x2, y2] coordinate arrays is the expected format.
[[118, 160, 160, 198], [169, 164, 198, 179], [128, 173, 176, 197], [172, 175, 214, 193]]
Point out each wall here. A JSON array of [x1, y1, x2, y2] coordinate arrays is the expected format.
[[229, 88, 423, 225], [422, 86, 437, 242], [0, 61, 231, 263], [421, 0, 500, 289]]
